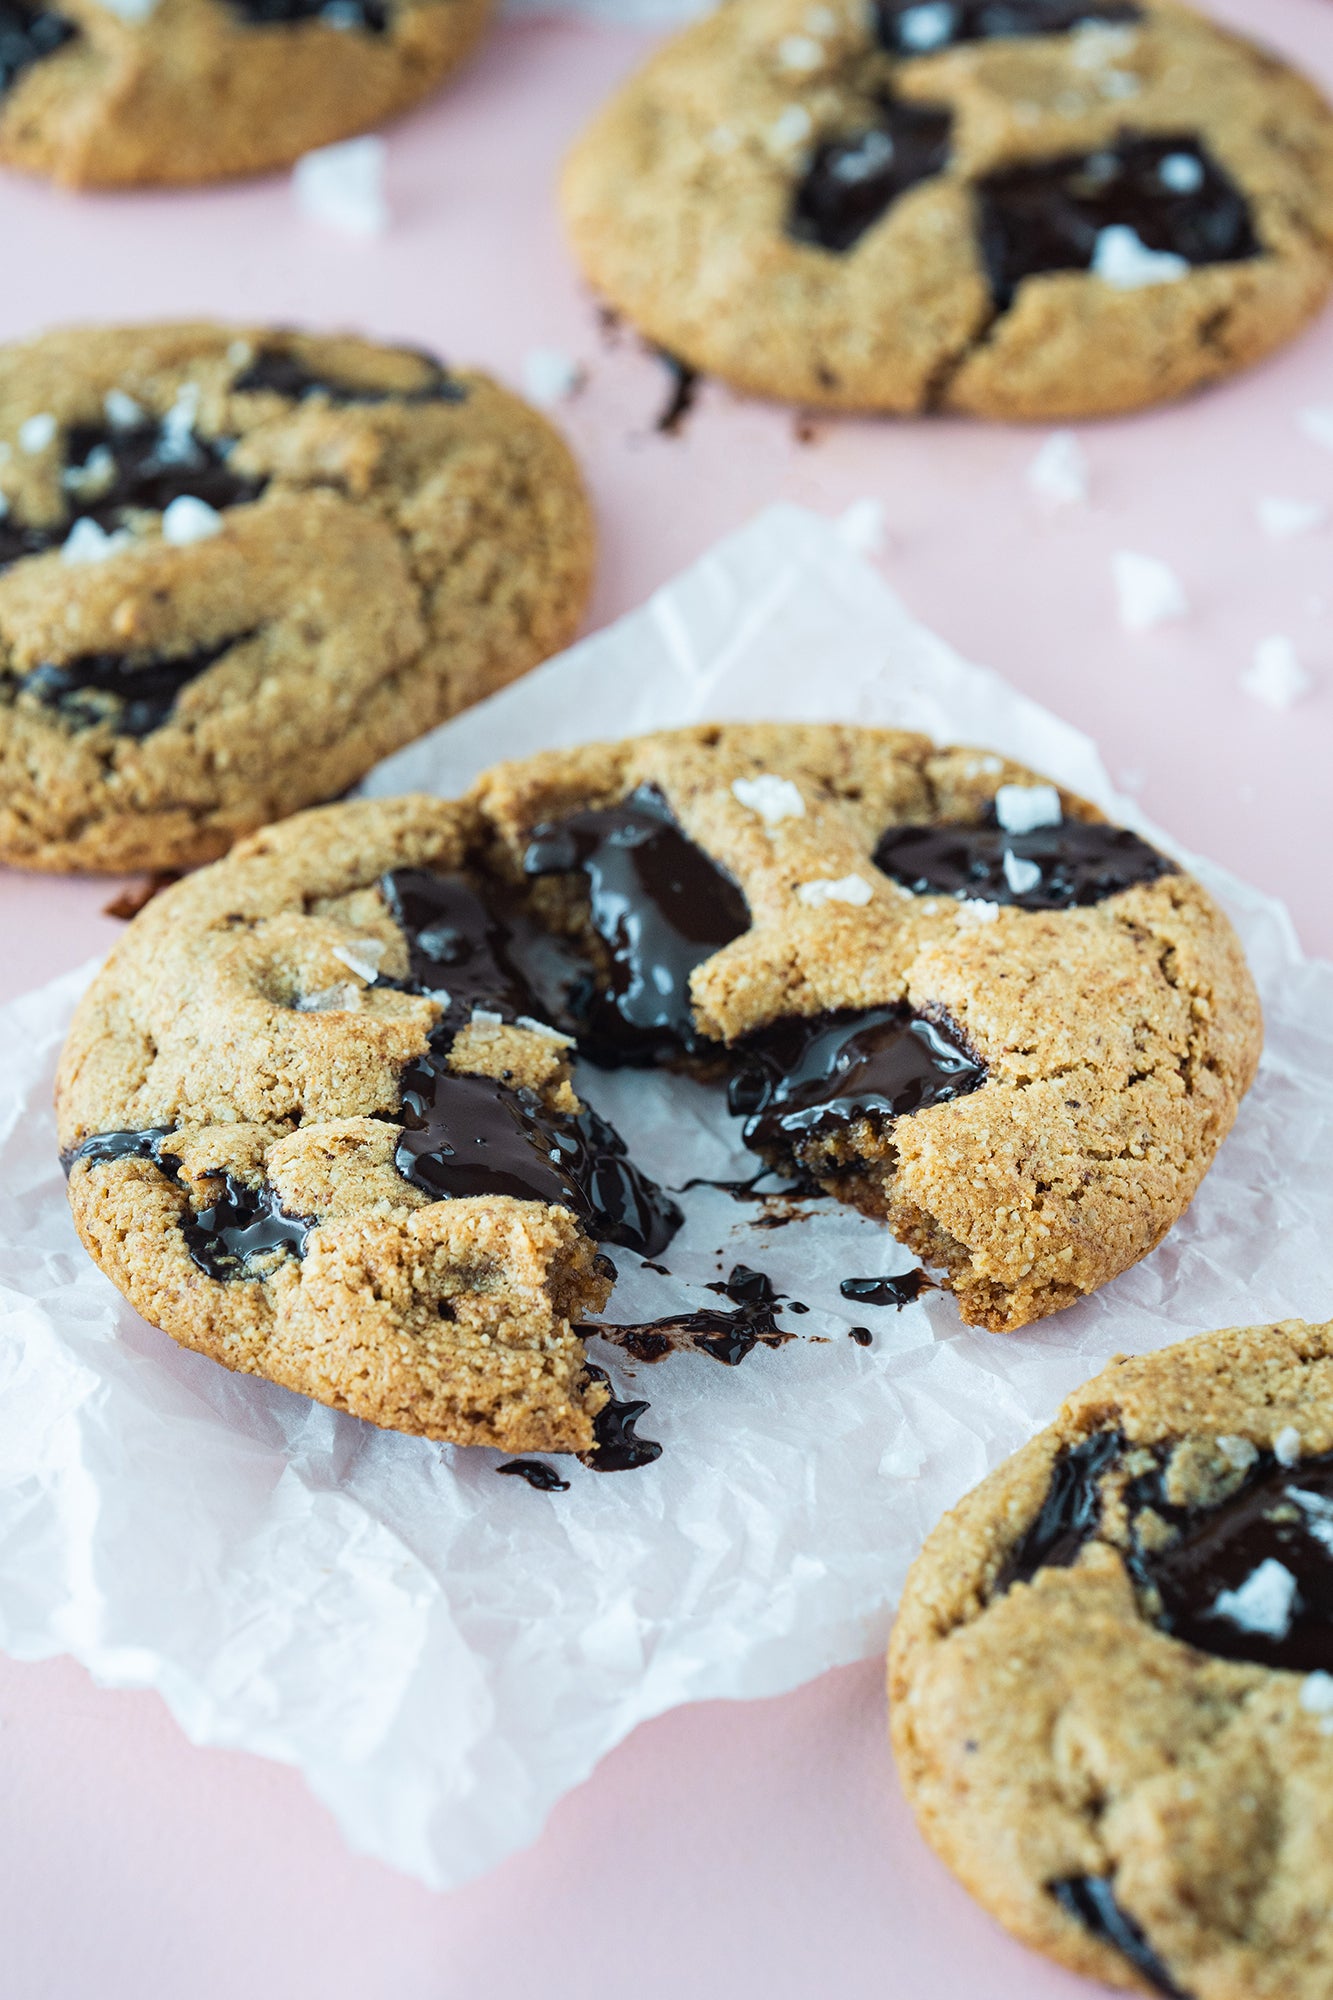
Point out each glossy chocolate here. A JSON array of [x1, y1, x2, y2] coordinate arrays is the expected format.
[[522, 783, 749, 1063], [19, 633, 249, 738], [996, 1430, 1124, 1590], [0, 0, 75, 95], [578, 1363, 663, 1472], [232, 347, 465, 403], [840, 1270, 933, 1309], [977, 135, 1259, 309], [727, 1004, 985, 1156], [1049, 1878, 1189, 1999], [655, 355, 700, 436], [789, 99, 953, 253], [874, 813, 1174, 909], [63, 417, 266, 522], [849, 1326, 874, 1346], [496, 1460, 571, 1492], [874, 0, 1139, 56], [221, 0, 387, 26], [597, 1263, 794, 1367]]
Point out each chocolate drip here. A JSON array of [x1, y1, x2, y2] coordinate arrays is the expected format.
[[977, 136, 1259, 310], [1049, 1878, 1189, 1999], [655, 355, 700, 436], [394, 1058, 681, 1258], [789, 99, 952, 254], [874, 813, 1173, 909], [496, 1460, 571, 1492], [996, 1430, 1124, 1590], [522, 783, 749, 1064], [578, 1363, 662, 1472], [19, 631, 251, 738], [841, 1270, 933, 1309], [874, 0, 1140, 56], [595, 1263, 795, 1367], [232, 347, 465, 403], [0, 0, 75, 95], [63, 418, 266, 523], [221, 0, 388, 26], [727, 1004, 985, 1156], [849, 1326, 874, 1346]]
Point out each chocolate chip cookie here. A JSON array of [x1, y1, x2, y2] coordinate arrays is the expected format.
[[0, 322, 594, 874], [562, 0, 1333, 418], [56, 725, 1261, 1455], [890, 1316, 1333, 1999], [0, 0, 492, 187]]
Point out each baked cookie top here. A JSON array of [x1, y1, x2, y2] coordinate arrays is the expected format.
[[0, 322, 594, 875], [56, 723, 1261, 1456], [890, 1317, 1333, 2000], [562, 0, 1333, 418], [0, 0, 492, 187]]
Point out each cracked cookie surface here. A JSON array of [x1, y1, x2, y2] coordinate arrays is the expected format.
[[561, 0, 1333, 418], [890, 1318, 1333, 2000], [0, 322, 594, 874], [0, 0, 493, 187], [56, 725, 1261, 1456]]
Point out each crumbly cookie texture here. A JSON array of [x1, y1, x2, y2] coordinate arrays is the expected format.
[[562, 0, 1333, 418], [0, 322, 594, 874], [58, 725, 1261, 1451], [890, 1318, 1333, 2000], [0, 0, 493, 188]]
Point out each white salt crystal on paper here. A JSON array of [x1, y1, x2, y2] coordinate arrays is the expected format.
[[1257, 496, 1326, 542], [521, 350, 584, 409], [1027, 431, 1087, 508], [294, 136, 389, 238], [1113, 550, 1188, 632], [1241, 637, 1312, 712]]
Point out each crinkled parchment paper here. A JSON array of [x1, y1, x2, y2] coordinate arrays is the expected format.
[[1, 505, 1330, 1888]]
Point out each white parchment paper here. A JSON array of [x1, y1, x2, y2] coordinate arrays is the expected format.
[[1, 504, 1330, 1889]]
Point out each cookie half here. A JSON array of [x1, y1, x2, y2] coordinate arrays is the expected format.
[[0, 322, 594, 874], [0, 0, 492, 187], [57, 724, 1261, 1454], [890, 1317, 1333, 2000], [562, 0, 1333, 418]]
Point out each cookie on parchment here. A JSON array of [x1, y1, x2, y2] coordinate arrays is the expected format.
[[57, 726, 1260, 1459], [0, 0, 492, 188], [890, 1317, 1333, 2000], [0, 322, 594, 874], [562, 0, 1333, 419]]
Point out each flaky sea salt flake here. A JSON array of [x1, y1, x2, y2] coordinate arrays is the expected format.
[[1211, 1558, 1297, 1638], [796, 875, 873, 908], [162, 496, 223, 546], [1092, 225, 1188, 290], [61, 518, 133, 565], [995, 782, 1062, 834], [1112, 549, 1188, 632], [294, 135, 389, 238], [1028, 430, 1087, 508], [19, 412, 56, 455], [1275, 1425, 1303, 1467], [733, 774, 806, 825], [521, 350, 584, 409], [1257, 496, 1326, 542], [1241, 637, 1312, 712], [331, 940, 386, 984], [1002, 851, 1042, 897]]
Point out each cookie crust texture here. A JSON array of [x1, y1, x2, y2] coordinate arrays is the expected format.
[[57, 724, 1262, 1449], [0, 323, 595, 875], [561, 0, 1333, 418], [0, 0, 493, 188], [890, 1318, 1333, 2000]]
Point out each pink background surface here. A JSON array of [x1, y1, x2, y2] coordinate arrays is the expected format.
[[2, 3, 1331, 1992]]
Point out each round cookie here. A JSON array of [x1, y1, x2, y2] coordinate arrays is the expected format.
[[57, 725, 1260, 1455], [561, 0, 1333, 419], [0, 0, 492, 188], [890, 1317, 1333, 2000], [0, 322, 594, 874]]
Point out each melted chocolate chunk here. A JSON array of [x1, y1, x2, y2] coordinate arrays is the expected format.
[[63, 418, 266, 523], [221, 0, 387, 26], [0, 0, 76, 95], [394, 1057, 681, 1258], [522, 784, 749, 1064], [996, 1431, 1123, 1590], [597, 1263, 795, 1367], [1049, 1878, 1189, 1999], [62, 1126, 175, 1174], [841, 1270, 933, 1309], [496, 1460, 571, 1492], [874, 0, 1139, 56], [578, 1363, 662, 1472], [728, 1004, 985, 1156], [789, 99, 952, 254], [977, 135, 1259, 310], [18, 632, 250, 738], [873, 814, 1173, 910], [655, 355, 700, 436], [380, 867, 595, 1036], [232, 347, 465, 403]]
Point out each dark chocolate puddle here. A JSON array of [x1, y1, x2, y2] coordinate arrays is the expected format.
[[17, 631, 253, 738], [592, 1263, 797, 1367], [0, 0, 76, 96], [232, 346, 466, 404], [789, 98, 953, 254], [874, 0, 1140, 56], [496, 1460, 571, 1492], [874, 813, 1173, 910], [841, 1270, 934, 1309], [1049, 1877, 1189, 1999], [577, 1363, 662, 1471]]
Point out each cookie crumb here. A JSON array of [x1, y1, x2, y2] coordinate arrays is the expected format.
[[102, 872, 179, 921]]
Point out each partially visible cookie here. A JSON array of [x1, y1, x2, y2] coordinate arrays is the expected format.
[[0, 322, 594, 874], [562, 0, 1333, 418], [0, 0, 492, 187], [891, 1318, 1333, 1999]]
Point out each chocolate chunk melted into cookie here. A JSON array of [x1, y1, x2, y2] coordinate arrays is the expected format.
[[727, 1005, 985, 1155], [840, 1270, 933, 1308], [522, 784, 750, 1063], [996, 1430, 1124, 1589], [0, 0, 76, 96], [1049, 1878, 1189, 2000], [977, 136, 1259, 309], [874, 814, 1173, 909], [874, 0, 1140, 56], [577, 1363, 663, 1471], [594, 1263, 795, 1366], [19, 633, 249, 738], [379, 868, 584, 1024], [63, 418, 267, 523], [497, 1460, 571, 1491], [789, 100, 953, 254], [232, 347, 466, 404], [222, 0, 388, 29]]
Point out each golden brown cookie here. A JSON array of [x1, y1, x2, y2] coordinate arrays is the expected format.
[[890, 1316, 1333, 2000], [562, 0, 1333, 419], [0, 0, 492, 188], [0, 322, 594, 874], [57, 724, 1261, 1457]]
